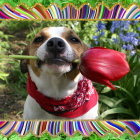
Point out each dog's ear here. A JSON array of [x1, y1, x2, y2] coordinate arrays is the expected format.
[[20, 47, 29, 73]]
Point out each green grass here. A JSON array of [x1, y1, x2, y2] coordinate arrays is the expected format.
[[0, 0, 139, 8]]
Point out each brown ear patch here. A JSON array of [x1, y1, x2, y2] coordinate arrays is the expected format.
[[20, 47, 29, 73]]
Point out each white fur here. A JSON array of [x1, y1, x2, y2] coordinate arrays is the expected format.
[[36, 37, 74, 74], [28, 65, 82, 98], [23, 27, 99, 120], [36, 29, 75, 74], [46, 27, 65, 38]]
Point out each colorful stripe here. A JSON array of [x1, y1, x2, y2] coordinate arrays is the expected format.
[[123, 4, 140, 19], [98, 4, 127, 19], [0, 3, 139, 19], [1, 5, 22, 19], [0, 121, 139, 137]]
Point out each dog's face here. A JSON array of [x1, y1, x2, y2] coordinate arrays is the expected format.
[[21, 27, 88, 80]]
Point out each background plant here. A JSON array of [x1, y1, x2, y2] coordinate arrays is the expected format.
[[0, 20, 139, 120], [0, 30, 12, 83]]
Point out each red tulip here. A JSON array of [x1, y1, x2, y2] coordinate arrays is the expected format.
[[79, 47, 130, 90]]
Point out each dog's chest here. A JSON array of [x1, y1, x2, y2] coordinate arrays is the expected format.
[[28, 65, 82, 99]]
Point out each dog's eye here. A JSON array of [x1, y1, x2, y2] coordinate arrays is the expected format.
[[70, 37, 80, 43], [33, 36, 44, 43]]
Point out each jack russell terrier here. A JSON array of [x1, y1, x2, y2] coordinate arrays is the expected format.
[[20, 27, 99, 120]]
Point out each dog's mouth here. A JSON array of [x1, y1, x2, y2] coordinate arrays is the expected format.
[[37, 57, 71, 66], [46, 58, 71, 65], [37, 57, 78, 70]]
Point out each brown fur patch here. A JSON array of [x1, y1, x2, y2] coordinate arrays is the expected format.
[[28, 27, 51, 77], [20, 47, 29, 73], [61, 28, 88, 80]]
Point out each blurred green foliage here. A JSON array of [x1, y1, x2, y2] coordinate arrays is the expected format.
[[0, 132, 139, 140], [0, 0, 139, 8]]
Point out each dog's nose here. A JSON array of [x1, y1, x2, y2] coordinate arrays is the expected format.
[[47, 37, 65, 53]]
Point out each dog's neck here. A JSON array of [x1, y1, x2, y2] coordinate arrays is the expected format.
[[28, 65, 82, 99]]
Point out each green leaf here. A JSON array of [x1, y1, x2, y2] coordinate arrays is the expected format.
[[51, 136, 61, 140], [40, 132, 51, 140], [100, 132, 118, 140], [137, 100, 140, 105], [133, 64, 140, 75], [99, 95, 116, 108], [53, 0, 62, 7], [7, 133, 21, 140], [120, 133, 135, 140], [88, 133, 99, 140], [114, 85, 136, 104], [136, 133, 140, 140], [100, 107, 135, 119], [66, 135, 83, 140], [79, 0, 87, 2], [0, 73, 9, 80], [114, 98, 126, 106], [101, 86, 112, 93], [65, 133, 83, 140], [0, 134, 8, 140]]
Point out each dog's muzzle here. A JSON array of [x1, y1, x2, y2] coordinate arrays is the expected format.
[[37, 37, 71, 67], [46, 37, 65, 54], [36, 36, 78, 72]]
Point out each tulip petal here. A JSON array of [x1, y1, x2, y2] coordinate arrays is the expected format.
[[99, 79, 116, 91], [119, 52, 126, 59], [80, 66, 116, 90], [79, 47, 130, 90]]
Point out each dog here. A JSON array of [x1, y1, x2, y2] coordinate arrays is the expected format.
[[20, 27, 99, 120]]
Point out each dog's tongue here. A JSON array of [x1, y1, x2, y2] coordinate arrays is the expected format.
[[79, 47, 130, 90]]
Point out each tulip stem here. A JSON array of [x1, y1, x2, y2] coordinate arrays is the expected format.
[[0, 55, 81, 63], [0, 55, 38, 60], [73, 59, 80, 63]]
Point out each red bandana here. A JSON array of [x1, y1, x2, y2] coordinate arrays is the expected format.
[[27, 73, 98, 118]]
